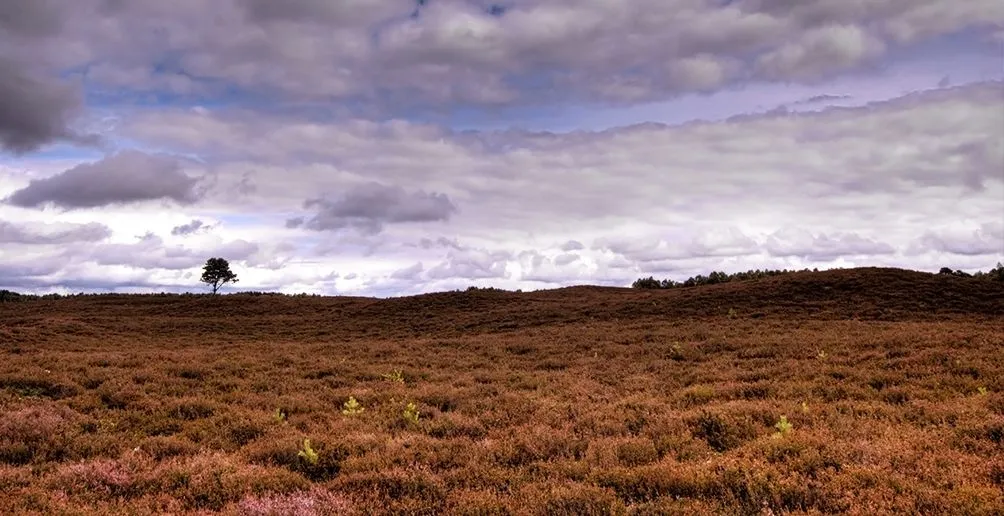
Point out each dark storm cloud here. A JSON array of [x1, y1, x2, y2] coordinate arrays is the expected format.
[[171, 219, 206, 236], [292, 182, 457, 235], [237, 0, 396, 24], [5, 151, 201, 209], [0, 0, 993, 110], [0, 0, 64, 37], [0, 220, 111, 244], [0, 58, 89, 154]]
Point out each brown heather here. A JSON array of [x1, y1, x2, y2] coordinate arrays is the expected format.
[[0, 267, 1002, 515]]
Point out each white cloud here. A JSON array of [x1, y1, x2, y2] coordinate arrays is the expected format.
[[911, 222, 1004, 256], [756, 24, 886, 80]]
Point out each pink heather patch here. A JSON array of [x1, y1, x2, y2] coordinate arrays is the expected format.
[[238, 487, 354, 516], [0, 405, 79, 447], [53, 459, 135, 497]]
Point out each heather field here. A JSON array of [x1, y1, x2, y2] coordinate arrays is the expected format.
[[1, 268, 1002, 515]]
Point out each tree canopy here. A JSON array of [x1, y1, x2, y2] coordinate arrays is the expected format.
[[201, 257, 239, 294]]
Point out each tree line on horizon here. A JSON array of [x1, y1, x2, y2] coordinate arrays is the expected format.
[[631, 268, 814, 289], [631, 262, 1004, 289]]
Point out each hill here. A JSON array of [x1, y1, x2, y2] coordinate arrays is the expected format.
[[0, 266, 1002, 514], [1, 268, 1000, 344]]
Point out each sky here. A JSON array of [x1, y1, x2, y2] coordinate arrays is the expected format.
[[1, 0, 1002, 297]]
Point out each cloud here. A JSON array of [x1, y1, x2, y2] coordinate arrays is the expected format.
[[793, 94, 853, 105], [0, 257, 73, 284], [599, 227, 762, 262], [171, 219, 206, 236], [560, 240, 584, 252], [88, 234, 260, 271], [0, 0, 65, 37], [0, 219, 111, 244], [237, 0, 401, 25], [913, 222, 1004, 256], [124, 82, 1003, 237], [2, 81, 1002, 294], [4, 151, 201, 209], [516, 250, 595, 284], [292, 182, 457, 235], [0, 0, 997, 111], [426, 248, 510, 281], [756, 24, 885, 80], [765, 228, 897, 260], [390, 261, 424, 280], [553, 253, 580, 266], [416, 237, 464, 251], [0, 57, 89, 154]]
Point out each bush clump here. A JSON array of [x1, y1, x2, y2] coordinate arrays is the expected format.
[[632, 269, 813, 289]]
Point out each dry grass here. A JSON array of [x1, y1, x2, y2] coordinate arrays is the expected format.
[[1, 268, 1002, 514]]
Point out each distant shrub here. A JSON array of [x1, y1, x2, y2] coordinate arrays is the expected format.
[[940, 267, 972, 278], [635, 263, 1004, 290], [0, 290, 28, 303], [632, 277, 663, 289], [973, 262, 1004, 282], [0, 290, 63, 302], [466, 286, 507, 293], [940, 262, 1003, 281], [632, 268, 810, 289]]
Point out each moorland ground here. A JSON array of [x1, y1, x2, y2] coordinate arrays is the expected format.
[[1, 268, 1002, 515]]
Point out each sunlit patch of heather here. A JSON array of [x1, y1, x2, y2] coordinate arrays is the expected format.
[[50, 458, 136, 497], [237, 487, 355, 516], [142, 452, 310, 511], [0, 404, 81, 465]]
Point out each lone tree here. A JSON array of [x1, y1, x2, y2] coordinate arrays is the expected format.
[[201, 257, 238, 294]]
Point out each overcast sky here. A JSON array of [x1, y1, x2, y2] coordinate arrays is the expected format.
[[1, 0, 1002, 296]]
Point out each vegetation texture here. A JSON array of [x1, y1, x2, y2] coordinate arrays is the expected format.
[[1, 268, 1002, 515]]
